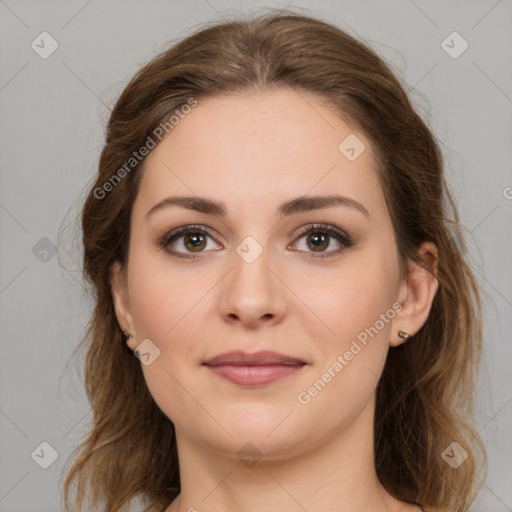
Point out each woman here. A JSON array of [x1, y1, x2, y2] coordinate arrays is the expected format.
[[63, 9, 486, 512]]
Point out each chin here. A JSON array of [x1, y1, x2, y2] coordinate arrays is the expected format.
[[193, 407, 314, 460]]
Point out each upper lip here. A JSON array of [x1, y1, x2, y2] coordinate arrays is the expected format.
[[203, 350, 306, 366]]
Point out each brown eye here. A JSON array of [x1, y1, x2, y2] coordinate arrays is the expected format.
[[291, 223, 353, 259], [159, 225, 220, 259], [159, 223, 352, 260], [182, 232, 207, 252], [306, 232, 329, 252]]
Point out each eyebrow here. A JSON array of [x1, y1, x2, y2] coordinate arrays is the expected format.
[[146, 194, 370, 219]]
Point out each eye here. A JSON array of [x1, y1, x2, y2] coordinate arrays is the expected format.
[[158, 225, 220, 259], [159, 223, 353, 260], [290, 223, 353, 259]]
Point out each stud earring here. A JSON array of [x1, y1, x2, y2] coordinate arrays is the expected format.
[[124, 331, 133, 339], [398, 330, 411, 340]]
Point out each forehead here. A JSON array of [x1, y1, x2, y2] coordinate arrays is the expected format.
[[134, 89, 388, 225]]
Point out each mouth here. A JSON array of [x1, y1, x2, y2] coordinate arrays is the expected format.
[[203, 350, 307, 387]]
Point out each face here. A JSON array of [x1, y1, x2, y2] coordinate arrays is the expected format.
[[112, 88, 411, 460]]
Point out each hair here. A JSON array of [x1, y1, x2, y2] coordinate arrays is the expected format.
[[62, 8, 486, 512]]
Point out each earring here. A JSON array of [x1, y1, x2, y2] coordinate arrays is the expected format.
[[124, 331, 133, 339], [398, 330, 411, 340]]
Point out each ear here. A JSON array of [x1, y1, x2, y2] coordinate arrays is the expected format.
[[110, 260, 137, 350], [390, 241, 439, 347]]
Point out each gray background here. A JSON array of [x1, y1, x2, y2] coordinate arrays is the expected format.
[[0, 1, 511, 511]]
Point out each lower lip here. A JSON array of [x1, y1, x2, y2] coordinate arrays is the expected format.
[[205, 364, 305, 386]]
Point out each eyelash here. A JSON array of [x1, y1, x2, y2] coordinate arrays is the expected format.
[[158, 223, 353, 260]]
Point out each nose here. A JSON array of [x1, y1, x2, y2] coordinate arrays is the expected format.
[[218, 245, 287, 329]]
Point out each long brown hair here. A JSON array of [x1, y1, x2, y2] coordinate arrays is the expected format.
[[62, 8, 486, 511]]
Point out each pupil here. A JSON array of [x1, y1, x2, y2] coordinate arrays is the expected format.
[[186, 233, 205, 250], [310, 233, 327, 251]]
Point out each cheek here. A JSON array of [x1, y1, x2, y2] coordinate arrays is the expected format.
[[127, 250, 206, 341], [297, 248, 399, 352], [292, 250, 398, 414], [126, 253, 214, 425]]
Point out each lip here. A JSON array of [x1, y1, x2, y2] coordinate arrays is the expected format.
[[203, 350, 307, 387], [204, 350, 306, 366]]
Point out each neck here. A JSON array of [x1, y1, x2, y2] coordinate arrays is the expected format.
[[165, 397, 416, 512]]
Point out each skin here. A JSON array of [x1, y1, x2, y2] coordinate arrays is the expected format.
[[110, 88, 438, 512]]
